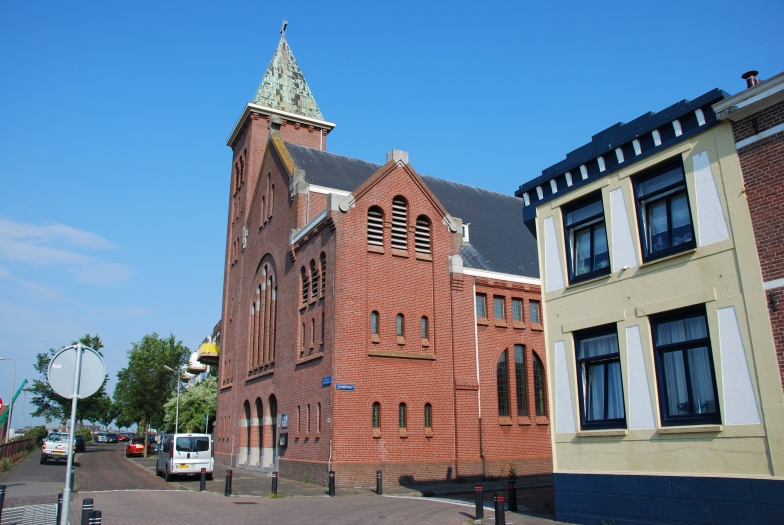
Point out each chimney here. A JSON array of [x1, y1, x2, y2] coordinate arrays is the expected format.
[[741, 70, 760, 89], [386, 149, 409, 165]]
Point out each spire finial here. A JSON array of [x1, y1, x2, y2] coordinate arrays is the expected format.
[[280, 19, 288, 37]]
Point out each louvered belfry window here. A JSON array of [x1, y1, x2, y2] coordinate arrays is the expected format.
[[367, 206, 384, 246], [301, 267, 308, 303], [391, 197, 408, 250], [310, 260, 318, 298], [415, 215, 431, 254]]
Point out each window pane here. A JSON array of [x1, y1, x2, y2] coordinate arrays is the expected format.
[[512, 299, 523, 322], [494, 296, 505, 320], [533, 354, 546, 416], [662, 350, 690, 416], [574, 228, 592, 276], [648, 199, 670, 253], [373, 403, 380, 428], [515, 345, 528, 417], [566, 199, 603, 226], [606, 361, 625, 420], [424, 404, 432, 428], [655, 315, 708, 345], [584, 363, 605, 421], [593, 224, 609, 270], [476, 294, 486, 318], [577, 332, 619, 360], [530, 301, 540, 324], [497, 351, 510, 417], [399, 404, 406, 428], [371, 312, 378, 334], [670, 192, 693, 246], [687, 346, 717, 414], [396, 314, 404, 336], [421, 317, 428, 339], [637, 166, 684, 197]]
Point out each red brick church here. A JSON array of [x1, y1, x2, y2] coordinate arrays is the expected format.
[[213, 29, 551, 487]]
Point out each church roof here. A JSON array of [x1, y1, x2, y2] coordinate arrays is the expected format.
[[285, 143, 539, 278], [252, 36, 325, 121]]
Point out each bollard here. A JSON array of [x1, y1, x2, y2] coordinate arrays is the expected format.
[[71, 467, 76, 491], [328, 470, 335, 497], [0, 484, 6, 522], [200, 468, 206, 492], [81, 498, 94, 525], [494, 492, 506, 525], [56, 492, 63, 525], [224, 470, 233, 496], [508, 480, 517, 512], [88, 509, 102, 525], [271, 471, 278, 495], [376, 470, 383, 495], [474, 484, 484, 520]]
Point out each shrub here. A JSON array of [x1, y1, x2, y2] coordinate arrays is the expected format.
[[0, 458, 13, 472], [24, 426, 48, 445], [76, 428, 93, 444]]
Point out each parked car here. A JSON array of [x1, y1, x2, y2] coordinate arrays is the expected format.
[[118, 433, 129, 442], [96, 433, 108, 443], [74, 435, 86, 452], [40, 432, 74, 464], [125, 437, 152, 457], [106, 433, 119, 443], [156, 434, 213, 482]]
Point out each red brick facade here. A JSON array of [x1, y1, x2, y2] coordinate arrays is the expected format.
[[214, 113, 551, 487], [731, 99, 784, 388]]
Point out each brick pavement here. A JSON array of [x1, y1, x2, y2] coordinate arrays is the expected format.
[[0, 446, 73, 508]]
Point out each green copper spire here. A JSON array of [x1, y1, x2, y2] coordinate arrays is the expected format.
[[252, 31, 325, 121]]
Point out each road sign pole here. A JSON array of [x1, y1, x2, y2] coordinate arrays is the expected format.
[[60, 344, 84, 525]]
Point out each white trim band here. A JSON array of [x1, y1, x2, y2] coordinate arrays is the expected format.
[[291, 209, 328, 244], [763, 278, 784, 291], [462, 267, 541, 286], [736, 122, 784, 149]]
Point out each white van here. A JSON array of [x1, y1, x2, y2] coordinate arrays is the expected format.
[[155, 433, 214, 481]]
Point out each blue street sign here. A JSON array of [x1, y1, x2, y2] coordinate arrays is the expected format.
[[335, 384, 355, 391], [322, 376, 332, 387]]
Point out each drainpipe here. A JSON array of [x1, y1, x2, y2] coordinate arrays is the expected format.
[[472, 279, 485, 479]]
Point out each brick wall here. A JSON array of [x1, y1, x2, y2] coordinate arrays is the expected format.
[[732, 99, 784, 388]]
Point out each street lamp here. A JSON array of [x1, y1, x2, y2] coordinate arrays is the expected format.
[[0, 357, 16, 444], [163, 365, 184, 433]]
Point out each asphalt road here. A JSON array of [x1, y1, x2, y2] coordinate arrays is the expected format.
[[77, 443, 170, 492]]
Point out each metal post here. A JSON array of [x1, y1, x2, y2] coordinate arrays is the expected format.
[[328, 470, 335, 497], [200, 468, 206, 492], [474, 484, 484, 520], [271, 471, 278, 495], [224, 469, 232, 496], [56, 492, 63, 525], [0, 484, 6, 522], [81, 498, 94, 525], [61, 344, 84, 525], [0, 358, 16, 444], [88, 509, 102, 525], [70, 467, 75, 491], [508, 480, 517, 512], [494, 492, 506, 525], [376, 470, 383, 495], [175, 375, 180, 434]]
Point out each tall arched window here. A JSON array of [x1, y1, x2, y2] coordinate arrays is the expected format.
[[371, 311, 379, 334], [391, 196, 408, 250], [424, 403, 432, 429], [372, 402, 380, 428], [320, 253, 327, 295], [311, 318, 316, 347], [317, 402, 321, 434], [497, 350, 511, 417], [301, 267, 308, 303], [368, 206, 384, 246], [297, 405, 301, 435], [302, 323, 306, 352], [399, 403, 407, 429], [269, 182, 274, 220], [415, 215, 431, 254], [251, 262, 277, 373], [310, 260, 318, 298], [515, 345, 528, 416], [306, 404, 311, 435], [533, 352, 547, 416], [421, 316, 429, 339], [396, 314, 405, 336]]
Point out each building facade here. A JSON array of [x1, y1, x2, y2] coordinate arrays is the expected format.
[[516, 88, 784, 523], [214, 33, 551, 487]]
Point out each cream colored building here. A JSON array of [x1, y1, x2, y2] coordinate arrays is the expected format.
[[515, 88, 784, 524]]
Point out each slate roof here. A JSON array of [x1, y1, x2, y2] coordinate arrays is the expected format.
[[285, 143, 539, 278], [252, 37, 324, 121]]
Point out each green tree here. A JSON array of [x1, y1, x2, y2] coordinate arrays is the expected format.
[[162, 376, 217, 433], [26, 335, 110, 426], [113, 333, 189, 456]]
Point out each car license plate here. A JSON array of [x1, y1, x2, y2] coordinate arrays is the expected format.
[[53, 451, 65, 455], [177, 464, 190, 469]]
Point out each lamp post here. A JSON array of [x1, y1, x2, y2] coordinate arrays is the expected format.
[[164, 365, 183, 433], [0, 357, 16, 443]]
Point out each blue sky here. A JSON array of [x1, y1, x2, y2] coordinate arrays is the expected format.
[[1, 0, 781, 428]]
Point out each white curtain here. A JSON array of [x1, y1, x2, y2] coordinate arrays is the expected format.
[[578, 333, 618, 359]]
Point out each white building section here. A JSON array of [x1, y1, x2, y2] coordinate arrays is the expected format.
[[625, 325, 656, 430], [554, 340, 576, 434], [544, 216, 565, 293], [718, 306, 762, 426], [693, 151, 730, 246], [609, 188, 638, 271]]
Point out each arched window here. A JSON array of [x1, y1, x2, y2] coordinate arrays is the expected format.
[[251, 261, 277, 373], [515, 345, 528, 416], [317, 402, 321, 434], [302, 323, 306, 352], [372, 402, 380, 428], [399, 403, 407, 428], [297, 405, 301, 435], [320, 253, 327, 295], [310, 260, 318, 298], [415, 215, 431, 254], [368, 206, 384, 246], [424, 403, 432, 429], [306, 404, 311, 435], [269, 184, 274, 220], [371, 311, 379, 335], [421, 316, 428, 339], [396, 314, 405, 336], [533, 353, 547, 416], [497, 350, 511, 417], [311, 318, 316, 346], [301, 267, 308, 303], [391, 197, 408, 250]]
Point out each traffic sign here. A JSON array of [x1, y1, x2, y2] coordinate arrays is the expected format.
[[47, 345, 105, 399]]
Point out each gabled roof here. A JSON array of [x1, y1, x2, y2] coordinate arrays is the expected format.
[[252, 36, 324, 121], [284, 143, 539, 278]]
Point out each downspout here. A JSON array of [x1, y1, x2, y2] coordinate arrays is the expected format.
[[449, 260, 459, 479], [472, 279, 485, 479], [328, 221, 338, 476]]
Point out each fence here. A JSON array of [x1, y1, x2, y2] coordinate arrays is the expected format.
[[0, 438, 36, 463]]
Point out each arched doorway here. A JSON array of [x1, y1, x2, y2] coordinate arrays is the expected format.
[[251, 398, 263, 466], [240, 400, 251, 465], [267, 394, 278, 469]]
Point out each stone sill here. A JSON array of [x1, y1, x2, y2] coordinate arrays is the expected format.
[[640, 248, 697, 268], [477, 317, 489, 326], [296, 353, 323, 365], [530, 323, 544, 331], [577, 429, 628, 438], [415, 252, 433, 262], [657, 424, 722, 435], [499, 417, 513, 426], [391, 248, 409, 258], [512, 322, 526, 330], [368, 350, 435, 360], [368, 244, 384, 255], [494, 320, 507, 328], [566, 273, 611, 289]]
